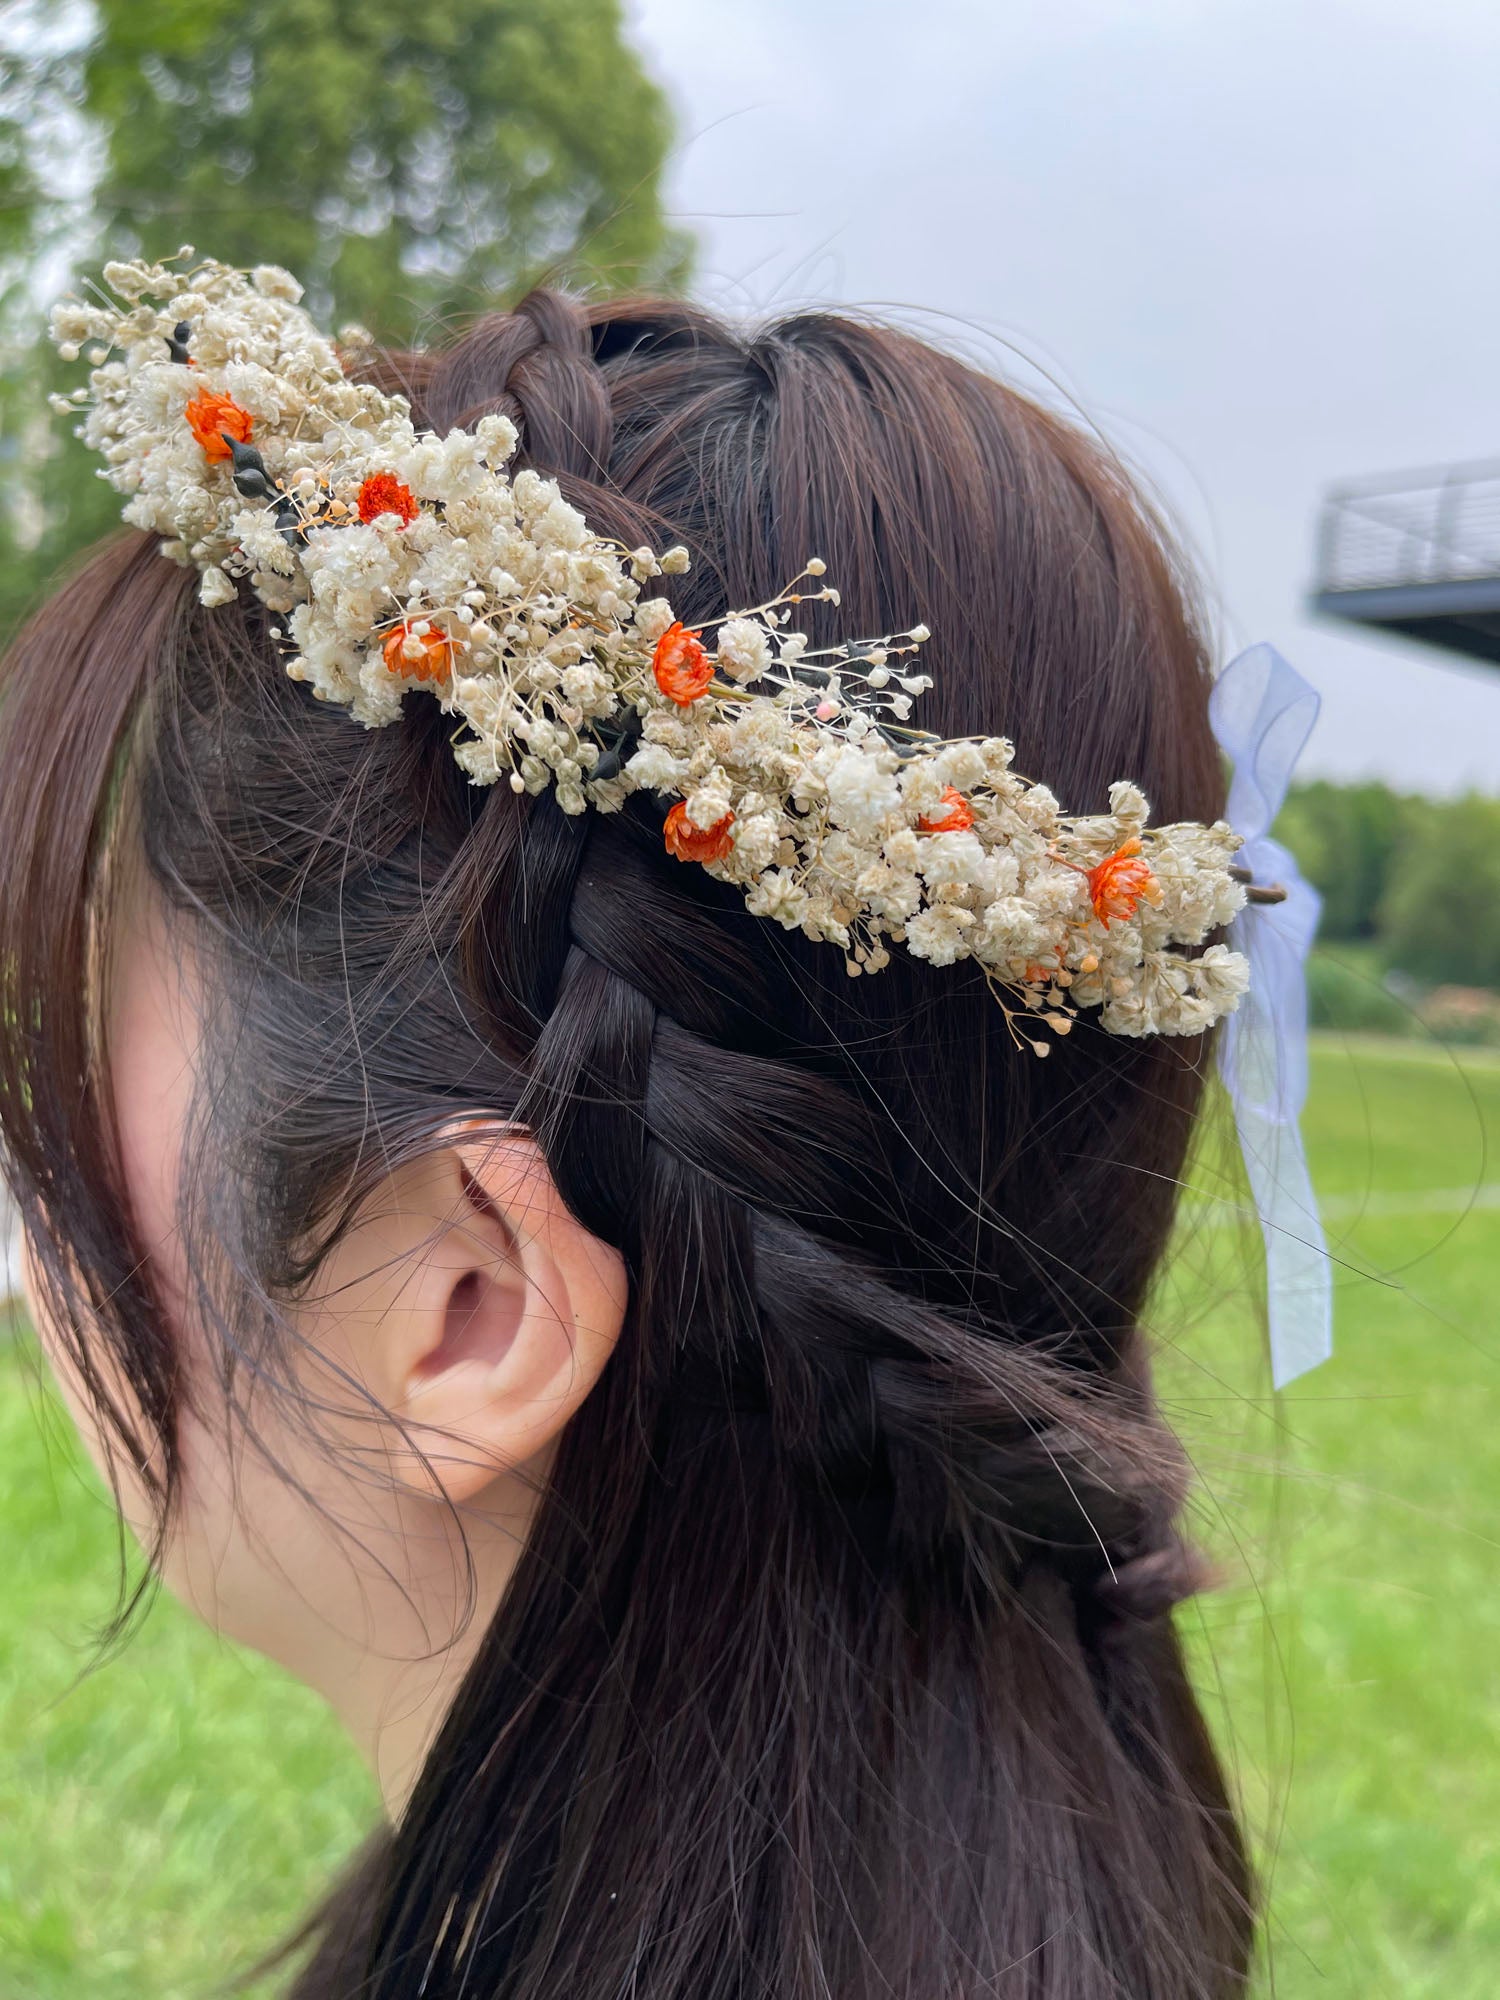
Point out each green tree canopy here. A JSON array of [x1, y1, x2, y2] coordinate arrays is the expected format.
[[1273, 777, 1413, 941], [1276, 779, 1500, 990], [75, 0, 689, 334], [1380, 794, 1500, 990], [0, 0, 690, 637]]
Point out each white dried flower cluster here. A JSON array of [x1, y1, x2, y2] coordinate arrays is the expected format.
[[51, 253, 1250, 1046]]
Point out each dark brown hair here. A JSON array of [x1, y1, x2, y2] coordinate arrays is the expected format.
[[0, 291, 1252, 1996]]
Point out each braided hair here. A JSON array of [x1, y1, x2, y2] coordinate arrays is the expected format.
[[0, 289, 1252, 1997]]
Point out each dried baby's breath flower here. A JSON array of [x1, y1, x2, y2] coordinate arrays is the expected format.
[[51, 253, 1251, 1046]]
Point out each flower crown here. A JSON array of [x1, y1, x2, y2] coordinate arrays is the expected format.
[[49, 252, 1250, 1048]]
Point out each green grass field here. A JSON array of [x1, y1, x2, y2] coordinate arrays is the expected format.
[[1162, 1036, 1500, 1996], [2, 1035, 1497, 1998]]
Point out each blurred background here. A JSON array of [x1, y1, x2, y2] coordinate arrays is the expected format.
[[1, 2, 1496, 1994]]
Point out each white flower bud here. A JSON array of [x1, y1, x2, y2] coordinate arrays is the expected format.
[[715, 616, 772, 684], [252, 264, 304, 303]]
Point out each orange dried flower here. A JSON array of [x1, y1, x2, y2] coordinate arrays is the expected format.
[[1086, 837, 1161, 927], [185, 388, 253, 462], [1023, 946, 1065, 985], [357, 472, 419, 526], [663, 800, 735, 863], [652, 621, 713, 705], [382, 622, 453, 683], [918, 786, 976, 834]]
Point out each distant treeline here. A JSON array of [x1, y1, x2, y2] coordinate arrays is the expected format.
[[1274, 781, 1500, 1041], [1277, 781, 1500, 986]]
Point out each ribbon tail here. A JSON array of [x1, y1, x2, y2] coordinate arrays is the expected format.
[[1230, 1095, 1334, 1389], [1211, 644, 1334, 1389]]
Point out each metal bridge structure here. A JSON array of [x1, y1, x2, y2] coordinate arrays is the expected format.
[[1311, 457, 1500, 668]]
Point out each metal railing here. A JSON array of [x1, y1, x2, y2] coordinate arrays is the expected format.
[[1315, 457, 1500, 595]]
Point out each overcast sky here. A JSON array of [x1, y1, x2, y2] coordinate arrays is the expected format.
[[628, 0, 1500, 794]]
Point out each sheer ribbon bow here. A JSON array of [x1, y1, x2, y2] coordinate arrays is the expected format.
[[1210, 644, 1333, 1388]]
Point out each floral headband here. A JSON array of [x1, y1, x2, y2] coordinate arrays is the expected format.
[[49, 252, 1253, 1052]]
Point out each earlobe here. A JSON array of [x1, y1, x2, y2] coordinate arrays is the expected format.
[[386, 1126, 627, 1504]]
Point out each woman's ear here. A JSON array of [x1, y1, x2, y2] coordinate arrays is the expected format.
[[308, 1122, 628, 1504]]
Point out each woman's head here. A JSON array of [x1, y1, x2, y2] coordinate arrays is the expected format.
[[2, 291, 1250, 1995]]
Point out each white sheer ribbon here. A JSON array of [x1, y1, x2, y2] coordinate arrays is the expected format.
[[1209, 644, 1333, 1388]]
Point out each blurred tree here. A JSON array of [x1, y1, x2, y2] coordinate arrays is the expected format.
[[1274, 778, 1412, 940], [1379, 793, 1500, 990], [1304, 951, 1413, 1038], [77, 0, 689, 329], [0, 0, 691, 639]]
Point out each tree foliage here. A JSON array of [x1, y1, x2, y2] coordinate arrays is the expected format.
[[0, 0, 690, 639], [1276, 779, 1500, 993], [78, 0, 689, 332], [1379, 794, 1500, 990], [1273, 778, 1412, 941]]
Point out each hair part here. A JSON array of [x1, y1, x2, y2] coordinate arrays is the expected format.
[[1, 288, 1252, 1996]]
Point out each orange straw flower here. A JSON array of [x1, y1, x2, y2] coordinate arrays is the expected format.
[[652, 621, 713, 705], [663, 800, 735, 863], [185, 388, 253, 462], [918, 786, 976, 834], [1086, 837, 1161, 927], [382, 622, 453, 683], [1023, 945, 1066, 985], [357, 472, 419, 526]]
